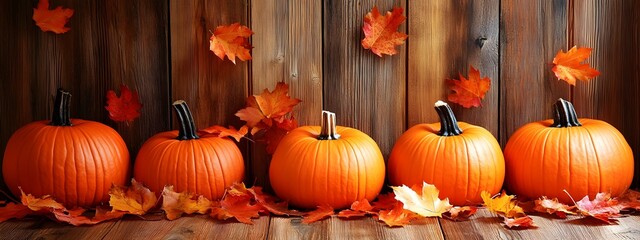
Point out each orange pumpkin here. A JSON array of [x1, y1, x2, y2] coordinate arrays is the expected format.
[[504, 98, 634, 203], [388, 101, 504, 205], [134, 100, 244, 200], [3, 89, 130, 208], [269, 111, 385, 209]]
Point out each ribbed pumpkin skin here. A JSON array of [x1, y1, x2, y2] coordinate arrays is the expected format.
[[504, 119, 634, 204], [3, 119, 130, 208], [388, 122, 505, 206], [269, 126, 385, 209], [134, 131, 244, 200]]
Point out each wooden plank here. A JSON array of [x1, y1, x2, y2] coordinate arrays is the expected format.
[[323, 0, 406, 159], [440, 208, 640, 240], [500, 0, 570, 146], [103, 216, 269, 240], [267, 216, 443, 240], [0, 219, 116, 240], [408, 0, 499, 136], [250, 0, 323, 188], [573, 0, 640, 187]]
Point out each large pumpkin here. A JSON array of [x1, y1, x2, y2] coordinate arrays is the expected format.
[[388, 101, 504, 205], [505, 98, 634, 203], [134, 100, 244, 200], [3, 89, 130, 208], [269, 111, 385, 209]]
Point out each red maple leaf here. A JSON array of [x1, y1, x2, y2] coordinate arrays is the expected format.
[[247, 186, 301, 216], [574, 192, 622, 224], [444, 206, 478, 221], [361, 6, 408, 57], [209, 23, 253, 64], [371, 193, 398, 211], [0, 202, 32, 222], [106, 84, 142, 123], [446, 65, 491, 108], [337, 199, 375, 218], [552, 46, 600, 85], [33, 0, 74, 34], [503, 216, 537, 229], [302, 205, 334, 224], [534, 197, 575, 218], [210, 194, 262, 224]]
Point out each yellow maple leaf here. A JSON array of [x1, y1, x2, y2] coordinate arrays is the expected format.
[[161, 186, 212, 220], [109, 179, 157, 215], [391, 182, 452, 217], [481, 191, 524, 218]]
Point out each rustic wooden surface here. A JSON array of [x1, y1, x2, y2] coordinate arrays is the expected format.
[[1, 209, 639, 240]]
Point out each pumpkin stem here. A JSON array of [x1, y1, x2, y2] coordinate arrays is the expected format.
[[51, 88, 72, 126], [173, 100, 200, 140], [552, 98, 582, 127], [434, 100, 463, 136], [318, 111, 340, 140]]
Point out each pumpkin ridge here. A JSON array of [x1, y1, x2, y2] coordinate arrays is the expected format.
[[342, 136, 364, 203], [583, 126, 602, 196], [459, 134, 472, 202], [210, 140, 228, 198], [416, 132, 437, 187]]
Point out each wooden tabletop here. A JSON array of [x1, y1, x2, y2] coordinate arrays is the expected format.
[[1, 208, 639, 240]]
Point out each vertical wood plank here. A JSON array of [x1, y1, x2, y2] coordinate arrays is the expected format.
[[573, 0, 640, 187], [323, 0, 406, 159], [500, 0, 569, 146], [408, 0, 499, 136]]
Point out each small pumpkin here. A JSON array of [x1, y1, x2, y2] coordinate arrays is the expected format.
[[3, 89, 130, 208], [134, 100, 244, 200], [269, 111, 385, 209], [388, 101, 505, 205], [504, 98, 634, 203]]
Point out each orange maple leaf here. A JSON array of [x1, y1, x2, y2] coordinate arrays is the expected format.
[[573, 192, 622, 224], [247, 186, 301, 216], [302, 205, 334, 224], [209, 23, 253, 64], [106, 84, 143, 123], [377, 203, 420, 227], [199, 125, 249, 142], [161, 186, 212, 220], [0, 202, 32, 222], [444, 206, 478, 221], [361, 6, 408, 57], [108, 179, 157, 215], [503, 216, 537, 229], [552, 46, 600, 85], [371, 193, 398, 211], [337, 199, 375, 219], [20, 188, 64, 211], [618, 190, 640, 211], [446, 65, 491, 108], [210, 194, 262, 224], [33, 0, 74, 34], [534, 197, 575, 218]]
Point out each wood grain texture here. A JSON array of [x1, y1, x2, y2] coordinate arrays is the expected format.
[[323, 0, 406, 159], [102, 216, 269, 240], [573, 0, 640, 187], [499, 0, 570, 146], [408, 0, 499, 136], [250, 0, 323, 188], [267, 216, 443, 240], [0, 219, 116, 240]]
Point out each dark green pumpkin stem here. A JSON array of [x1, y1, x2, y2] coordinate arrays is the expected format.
[[435, 100, 462, 136], [552, 98, 582, 127], [51, 88, 72, 126], [173, 100, 200, 140], [318, 111, 340, 140]]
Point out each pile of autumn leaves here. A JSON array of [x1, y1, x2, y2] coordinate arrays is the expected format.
[[2, 181, 640, 228]]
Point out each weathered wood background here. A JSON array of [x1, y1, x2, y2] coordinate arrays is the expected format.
[[1, 0, 638, 194]]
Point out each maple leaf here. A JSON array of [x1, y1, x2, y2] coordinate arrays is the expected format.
[[618, 190, 640, 211], [377, 203, 421, 227], [199, 125, 249, 142], [446, 65, 491, 108], [109, 179, 157, 215], [503, 216, 537, 229], [534, 197, 575, 218], [337, 199, 375, 218], [20, 189, 64, 211], [0, 202, 32, 222], [574, 192, 622, 224], [444, 206, 478, 221], [106, 84, 142, 123], [161, 186, 212, 220], [33, 0, 74, 34], [361, 6, 408, 57], [210, 194, 262, 224], [371, 193, 398, 211], [246, 186, 301, 216], [481, 191, 524, 218], [302, 205, 334, 224], [209, 23, 253, 64], [392, 182, 452, 217], [552, 46, 600, 85]]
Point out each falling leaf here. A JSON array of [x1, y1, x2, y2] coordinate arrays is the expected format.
[[20, 189, 64, 211], [503, 216, 537, 229], [32, 0, 74, 34], [210, 193, 262, 224], [0, 202, 32, 222], [446, 65, 491, 108], [392, 182, 452, 217], [302, 205, 334, 224], [481, 191, 524, 218], [534, 197, 575, 218], [337, 199, 375, 218], [209, 23, 253, 64], [109, 179, 157, 215], [106, 84, 142, 123], [444, 206, 478, 221], [574, 192, 622, 224], [161, 186, 212, 220], [377, 203, 420, 227], [361, 6, 408, 57], [199, 125, 249, 142], [552, 46, 600, 85]]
